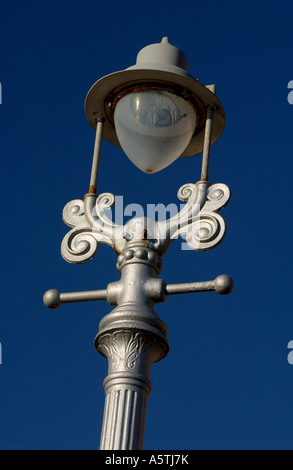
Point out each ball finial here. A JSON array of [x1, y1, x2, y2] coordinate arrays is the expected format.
[[214, 275, 234, 295], [43, 289, 61, 309]]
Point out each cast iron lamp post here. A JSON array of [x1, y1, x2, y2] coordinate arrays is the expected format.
[[43, 37, 234, 450]]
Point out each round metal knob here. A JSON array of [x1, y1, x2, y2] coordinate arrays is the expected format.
[[214, 275, 234, 295], [43, 289, 62, 309]]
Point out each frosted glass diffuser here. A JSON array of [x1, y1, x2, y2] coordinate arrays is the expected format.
[[114, 90, 197, 173]]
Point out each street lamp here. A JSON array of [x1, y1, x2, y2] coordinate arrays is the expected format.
[[43, 37, 234, 450]]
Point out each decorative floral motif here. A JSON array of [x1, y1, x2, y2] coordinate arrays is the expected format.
[[125, 335, 140, 370], [97, 331, 141, 372], [97, 330, 161, 374]]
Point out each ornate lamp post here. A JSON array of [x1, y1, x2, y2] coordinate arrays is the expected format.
[[43, 37, 234, 450]]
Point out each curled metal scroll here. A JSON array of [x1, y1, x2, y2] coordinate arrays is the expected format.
[[185, 212, 226, 251], [175, 183, 230, 251], [61, 199, 98, 263], [61, 195, 119, 264], [61, 226, 99, 263]]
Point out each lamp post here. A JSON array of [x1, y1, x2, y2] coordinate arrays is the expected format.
[[43, 37, 234, 450]]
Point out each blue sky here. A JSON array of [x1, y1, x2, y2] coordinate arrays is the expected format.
[[1, 0, 293, 450]]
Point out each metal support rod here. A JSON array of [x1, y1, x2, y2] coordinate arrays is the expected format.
[[43, 288, 108, 309], [166, 280, 215, 295], [166, 275, 234, 296], [60, 289, 107, 303], [201, 84, 216, 182], [89, 118, 104, 194]]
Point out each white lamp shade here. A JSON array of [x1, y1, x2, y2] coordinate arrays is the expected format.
[[114, 90, 197, 173]]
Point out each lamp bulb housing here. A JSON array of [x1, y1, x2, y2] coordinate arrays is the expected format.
[[114, 89, 197, 173]]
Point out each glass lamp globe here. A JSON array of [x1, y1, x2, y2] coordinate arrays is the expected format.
[[114, 89, 197, 174]]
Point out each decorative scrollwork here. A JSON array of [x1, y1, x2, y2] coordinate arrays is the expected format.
[[96, 192, 115, 209], [60, 182, 231, 262], [175, 183, 230, 252], [61, 199, 99, 263], [177, 183, 196, 202], [62, 199, 87, 227], [204, 183, 231, 212], [185, 212, 226, 251], [61, 193, 120, 264], [61, 226, 99, 264], [177, 182, 230, 209]]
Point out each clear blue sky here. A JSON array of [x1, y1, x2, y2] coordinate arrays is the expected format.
[[1, 0, 293, 450]]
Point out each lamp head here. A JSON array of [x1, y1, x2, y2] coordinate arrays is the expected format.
[[85, 38, 225, 173]]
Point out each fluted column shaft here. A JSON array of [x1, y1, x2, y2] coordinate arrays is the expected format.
[[100, 370, 151, 449], [97, 326, 168, 450]]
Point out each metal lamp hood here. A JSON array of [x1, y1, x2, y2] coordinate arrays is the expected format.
[[85, 38, 225, 159]]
